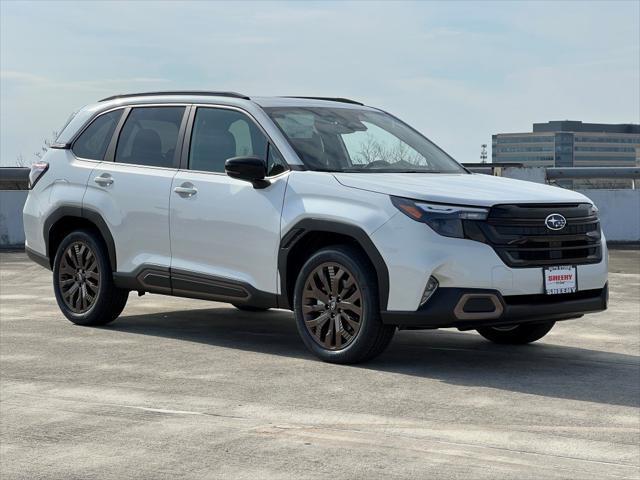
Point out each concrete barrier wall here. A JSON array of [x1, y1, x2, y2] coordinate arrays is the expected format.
[[501, 166, 547, 184], [577, 189, 640, 243], [0, 190, 28, 248]]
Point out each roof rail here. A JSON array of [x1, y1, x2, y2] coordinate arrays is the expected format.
[[99, 91, 250, 102], [284, 96, 364, 106]]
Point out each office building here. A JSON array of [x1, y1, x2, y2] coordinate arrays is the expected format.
[[492, 121, 639, 187]]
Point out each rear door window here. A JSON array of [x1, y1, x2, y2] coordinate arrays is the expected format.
[[115, 107, 185, 168], [72, 109, 123, 160]]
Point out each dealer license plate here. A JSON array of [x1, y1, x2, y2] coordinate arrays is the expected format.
[[543, 265, 577, 295]]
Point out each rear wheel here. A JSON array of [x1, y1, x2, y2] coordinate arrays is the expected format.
[[53, 229, 128, 326], [476, 321, 555, 345], [293, 245, 395, 364]]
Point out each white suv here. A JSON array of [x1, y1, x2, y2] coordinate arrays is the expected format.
[[24, 92, 608, 363]]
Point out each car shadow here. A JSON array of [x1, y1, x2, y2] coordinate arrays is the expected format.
[[107, 307, 640, 409]]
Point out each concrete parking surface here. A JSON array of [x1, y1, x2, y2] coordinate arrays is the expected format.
[[1, 250, 639, 479]]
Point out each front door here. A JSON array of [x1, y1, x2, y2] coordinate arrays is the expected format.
[[169, 106, 289, 300]]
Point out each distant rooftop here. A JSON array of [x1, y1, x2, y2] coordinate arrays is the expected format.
[[532, 120, 640, 134]]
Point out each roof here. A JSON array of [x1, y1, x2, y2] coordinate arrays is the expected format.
[[532, 120, 640, 134], [56, 92, 374, 146]]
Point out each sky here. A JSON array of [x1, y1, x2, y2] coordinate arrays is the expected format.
[[1, 0, 639, 166]]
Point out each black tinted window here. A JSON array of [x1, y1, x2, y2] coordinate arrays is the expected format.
[[115, 107, 185, 167], [267, 145, 287, 176], [189, 108, 267, 173], [72, 109, 122, 160]]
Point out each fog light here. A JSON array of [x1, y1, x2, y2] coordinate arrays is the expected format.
[[420, 276, 439, 306]]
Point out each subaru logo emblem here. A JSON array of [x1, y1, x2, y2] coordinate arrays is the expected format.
[[545, 213, 567, 230]]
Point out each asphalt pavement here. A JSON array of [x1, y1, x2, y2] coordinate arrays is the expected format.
[[1, 250, 639, 479]]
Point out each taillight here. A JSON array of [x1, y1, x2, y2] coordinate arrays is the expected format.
[[28, 161, 49, 189]]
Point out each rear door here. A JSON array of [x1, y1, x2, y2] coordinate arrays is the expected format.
[[169, 105, 289, 300], [82, 105, 188, 279]]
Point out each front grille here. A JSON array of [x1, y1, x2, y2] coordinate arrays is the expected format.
[[464, 203, 602, 268]]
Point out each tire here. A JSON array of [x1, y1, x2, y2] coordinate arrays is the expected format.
[[476, 321, 555, 345], [53, 229, 129, 326], [233, 304, 269, 312], [293, 245, 395, 364]]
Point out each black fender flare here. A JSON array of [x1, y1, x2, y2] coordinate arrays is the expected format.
[[43, 205, 117, 271], [277, 218, 390, 310]]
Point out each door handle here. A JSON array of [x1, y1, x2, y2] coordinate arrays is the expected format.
[[174, 183, 197, 197], [94, 174, 114, 186]]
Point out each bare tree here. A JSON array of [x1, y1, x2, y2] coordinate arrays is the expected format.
[[354, 134, 427, 166], [353, 134, 385, 164], [13, 131, 59, 167], [15, 130, 60, 166], [15, 154, 28, 167], [33, 131, 58, 161]]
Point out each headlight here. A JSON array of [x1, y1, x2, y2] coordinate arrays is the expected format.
[[391, 196, 488, 238]]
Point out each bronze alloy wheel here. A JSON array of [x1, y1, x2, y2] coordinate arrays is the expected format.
[[58, 241, 101, 314], [301, 262, 363, 350]]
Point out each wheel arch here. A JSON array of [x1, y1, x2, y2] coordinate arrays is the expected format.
[[44, 206, 117, 271], [278, 219, 389, 310]]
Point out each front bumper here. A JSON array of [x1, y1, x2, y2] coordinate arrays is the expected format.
[[371, 211, 609, 311], [381, 284, 608, 330]]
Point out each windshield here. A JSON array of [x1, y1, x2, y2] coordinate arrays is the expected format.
[[264, 106, 465, 173]]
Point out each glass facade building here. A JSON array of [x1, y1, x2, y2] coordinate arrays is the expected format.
[[492, 121, 640, 187]]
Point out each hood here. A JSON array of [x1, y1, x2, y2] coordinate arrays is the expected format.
[[333, 172, 591, 207]]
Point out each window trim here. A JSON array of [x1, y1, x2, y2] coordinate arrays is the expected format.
[[181, 104, 290, 178], [70, 107, 127, 163], [104, 107, 132, 162], [107, 104, 190, 170]]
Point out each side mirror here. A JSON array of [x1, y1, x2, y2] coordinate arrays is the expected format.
[[225, 156, 270, 189]]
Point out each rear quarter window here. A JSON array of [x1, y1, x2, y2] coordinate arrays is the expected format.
[[72, 109, 123, 160]]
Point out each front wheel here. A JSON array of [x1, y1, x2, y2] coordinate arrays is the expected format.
[[293, 246, 395, 364], [53, 229, 129, 326], [476, 321, 555, 345]]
